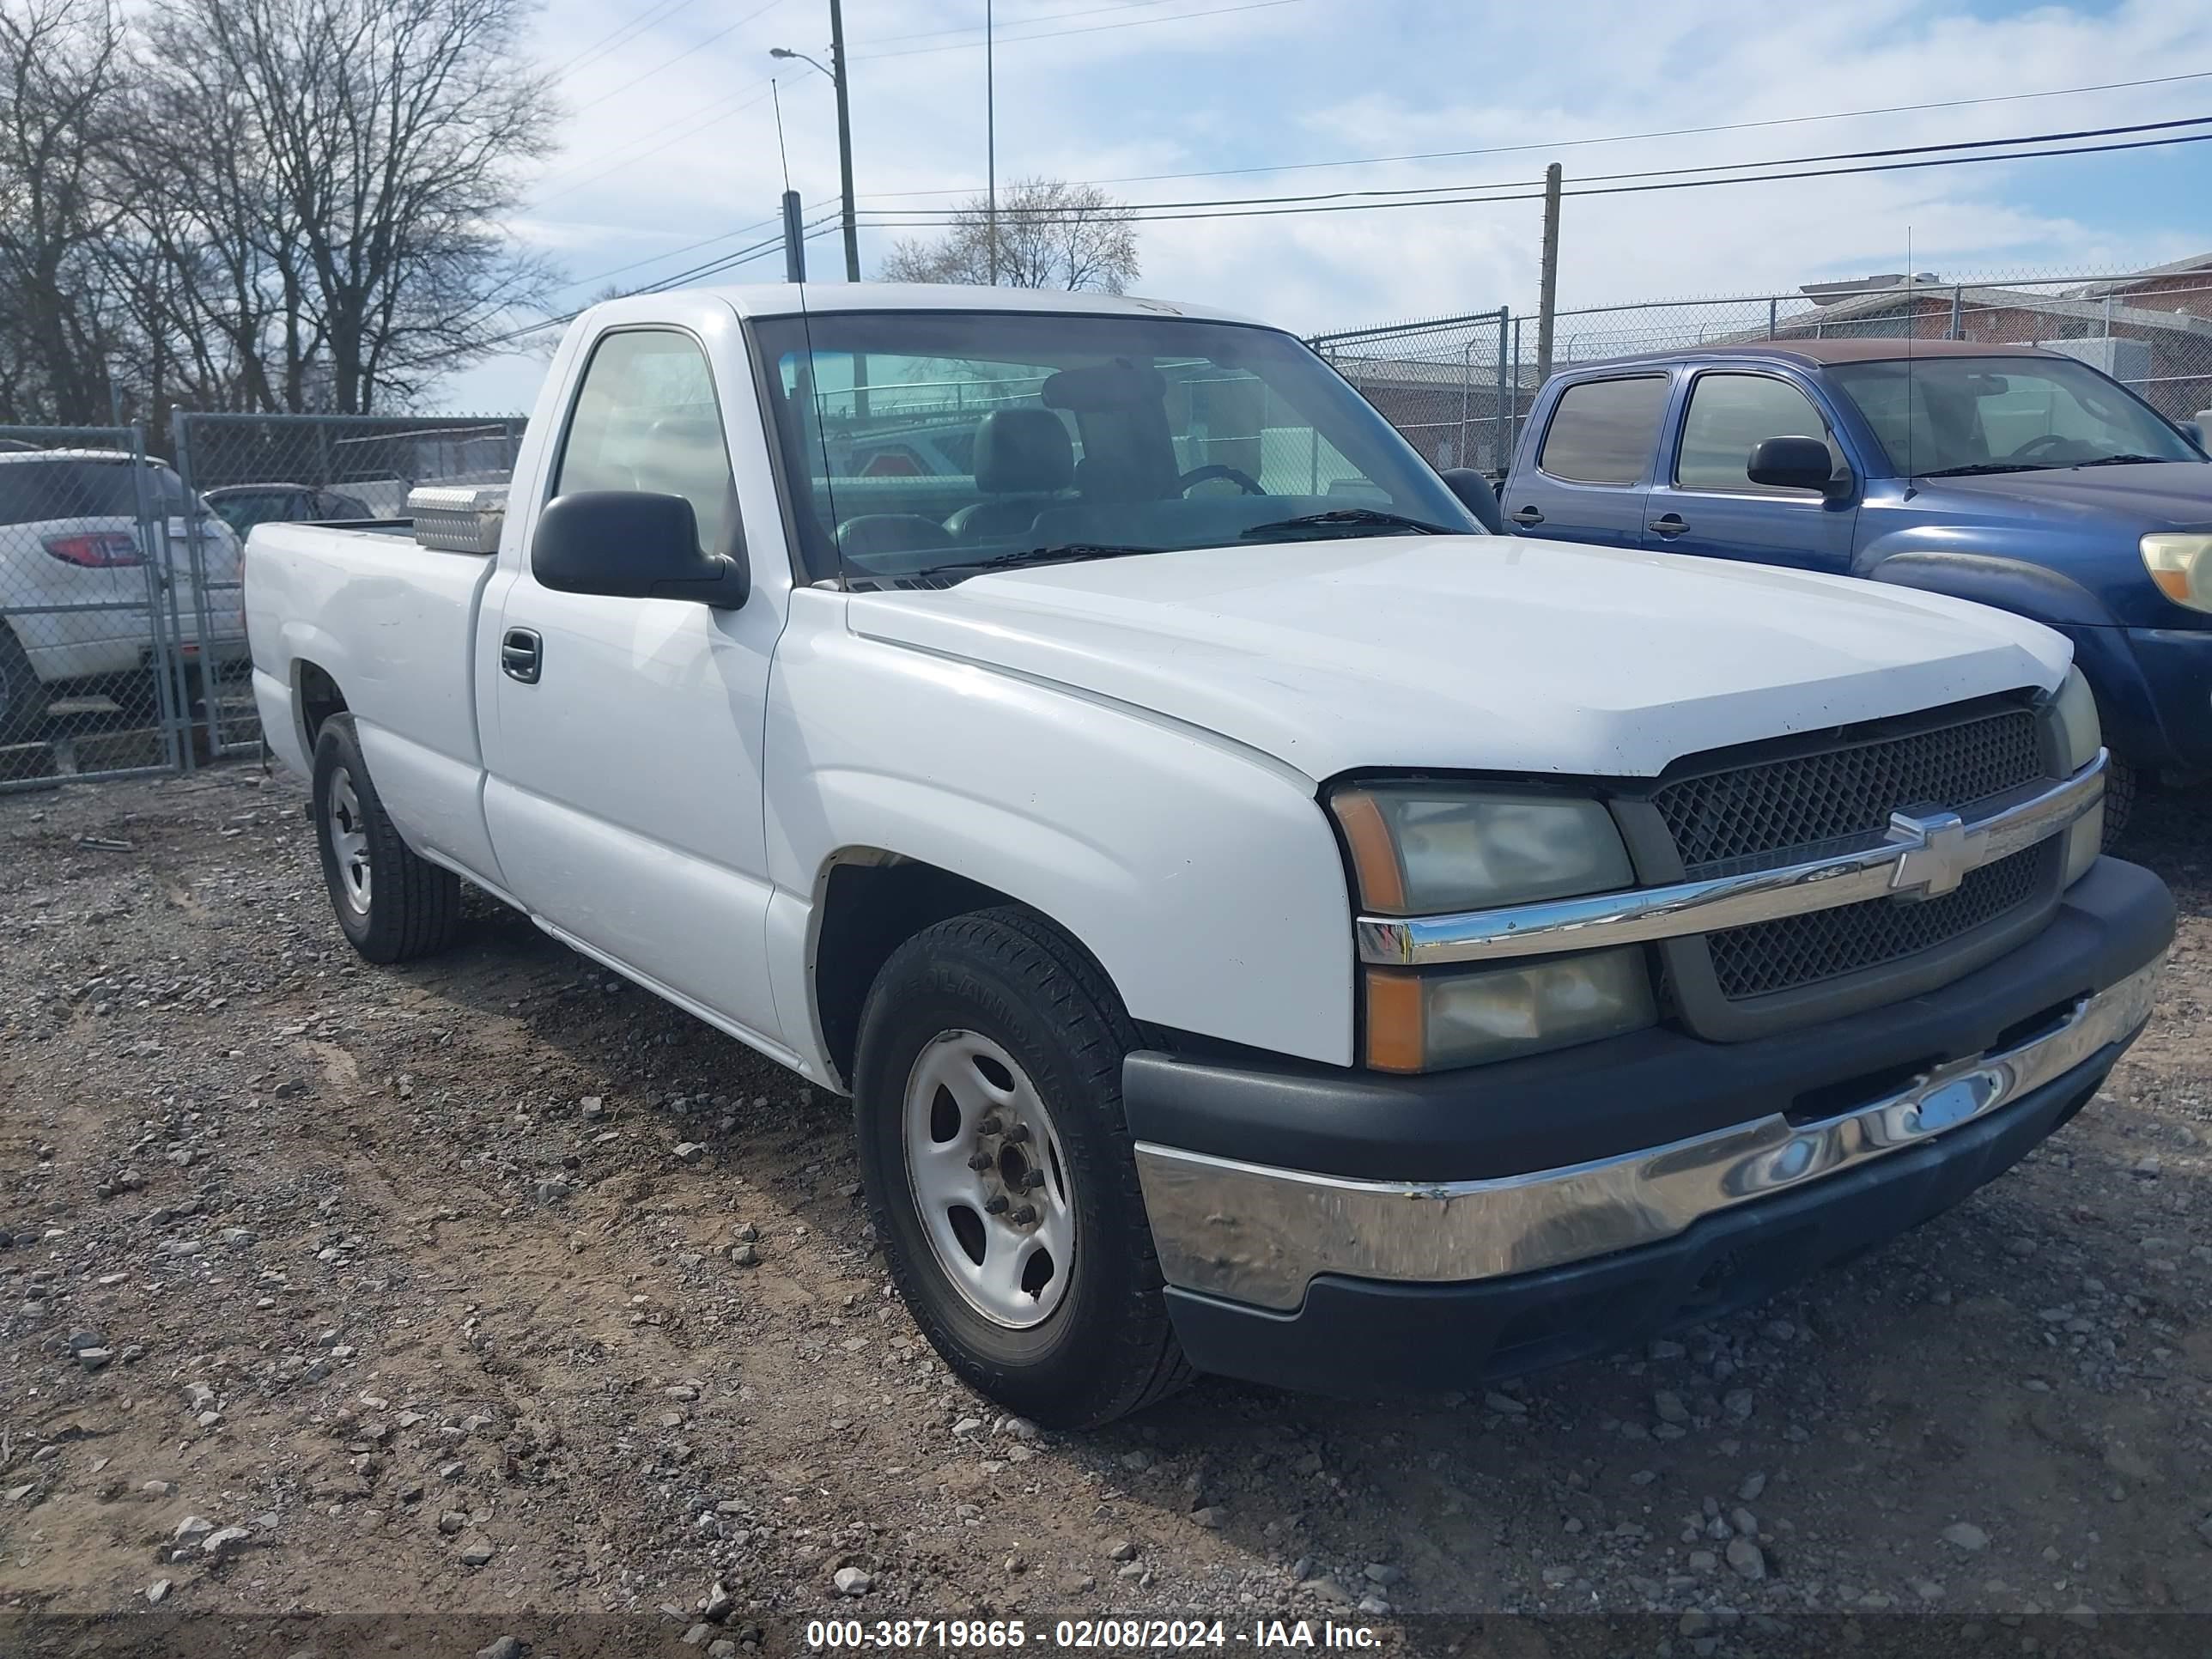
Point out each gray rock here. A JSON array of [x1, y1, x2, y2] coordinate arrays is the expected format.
[[476, 1640, 525, 1659], [728, 1243, 759, 1267], [534, 1178, 571, 1204], [438, 1509, 468, 1534], [674, 1142, 707, 1164], [146, 1579, 172, 1603], [458, 1534, 495, 1567], [77, 1347, 113, 1371], [1654, 1390, 1690, 1424], [1723, 1389, 1755, 1420], [834, 1565, 873, 1596], [1732, 1507, 1759, 1537], [1190, 1505, 1225, 1528], [1727, 1538, 1767, 1582], [1363, 1563, 1402, 1585], [1483, 1391, 1526, 1415], [1942, 1522, 1990, 1553], [201, 1525, 253, 1561], [1108, 1540, 1136, 1562], [1738, 1472, 1768, 1503], [171, 1516, 214, 1548]]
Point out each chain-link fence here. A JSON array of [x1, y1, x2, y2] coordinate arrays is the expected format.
[[171, 411, 528, 757], [1315, 264, 2212, 477], [0, 410, 526, 790], [0, 424, 200, 790]]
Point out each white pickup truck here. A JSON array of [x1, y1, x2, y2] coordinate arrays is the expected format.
[[246, 283, 2174, 1427]]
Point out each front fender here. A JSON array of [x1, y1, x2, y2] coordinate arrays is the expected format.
[[763, 607, 1358, 1072], [1863, 548, 2171, 763]]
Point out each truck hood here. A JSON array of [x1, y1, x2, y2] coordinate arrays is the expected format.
[[845, 535, 2070, 780], [1917, 459, 2212, 532]]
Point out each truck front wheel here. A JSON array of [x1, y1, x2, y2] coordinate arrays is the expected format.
[[310, 713, 461, 963], [853, 908, 1190, 1429]]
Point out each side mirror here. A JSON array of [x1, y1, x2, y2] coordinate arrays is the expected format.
[[2181, 418, 2208, 455], [1438, 466, 1504, 534], [1747, 435, 1846, 496], [532, 490, 748, 609]]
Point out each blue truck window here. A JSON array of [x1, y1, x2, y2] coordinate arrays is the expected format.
[[1537, 376, 1670, 484], [1676, 374, 1841, 493]]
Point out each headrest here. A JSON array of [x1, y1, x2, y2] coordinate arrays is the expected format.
[[974, 407, 1074, 495]]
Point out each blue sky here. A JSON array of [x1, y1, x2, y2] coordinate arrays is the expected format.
[[447, 0, 2212, 410]]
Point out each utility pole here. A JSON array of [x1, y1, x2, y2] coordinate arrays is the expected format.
[[782, 189, 807, 283], [1534, 161, 1562, 384], [828, 0, 859, 282], [985, 0, 997, 284]]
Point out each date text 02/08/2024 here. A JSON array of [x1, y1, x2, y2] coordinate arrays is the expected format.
[[803, 1619, 1383, 1650]]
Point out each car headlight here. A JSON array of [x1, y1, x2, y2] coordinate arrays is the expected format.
[[1364, 951, 1657, 1073], [2142, 532, 2212, 614], [1328, 783, 1655, 1071], [2050, 666, 2104, 885], [1329, 784, 1635, 915]]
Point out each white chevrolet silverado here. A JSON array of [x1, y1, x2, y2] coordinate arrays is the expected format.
[[246, 284, 2174, 1427]]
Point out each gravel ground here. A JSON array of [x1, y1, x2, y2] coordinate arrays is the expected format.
[[1, 762, 2208, 1652]]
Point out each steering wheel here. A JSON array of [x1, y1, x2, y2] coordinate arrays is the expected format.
[[1176, 464, 1265, 496], [2006, 433, 2084, 464]]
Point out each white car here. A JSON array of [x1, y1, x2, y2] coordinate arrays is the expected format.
[[0, 448, 245, 741], [242, 283, 2172, 1426]]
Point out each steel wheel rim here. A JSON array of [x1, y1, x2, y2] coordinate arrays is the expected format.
[[902, 1030, 1077, 1329], [326, 766, 372, 914]]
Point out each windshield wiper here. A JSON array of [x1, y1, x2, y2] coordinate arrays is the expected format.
[[1237, 507, 1460, 539], [919, 542, 1164, 578], [2070, 453, 2179, 469], [1917, 462, 2064, 478]]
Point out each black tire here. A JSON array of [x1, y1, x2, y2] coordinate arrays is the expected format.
[[0, 625, 44, 745], [853, 906, 1191, 1429], [2101, 751, 2136, 846], [310, 713, 461, 963]]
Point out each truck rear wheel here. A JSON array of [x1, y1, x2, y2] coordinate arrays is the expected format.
[[853, 907, 1191, 1429], [311, 713, 461, 963]]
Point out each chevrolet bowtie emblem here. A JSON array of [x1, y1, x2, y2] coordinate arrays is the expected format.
[[1886, 805, 1971, 902]]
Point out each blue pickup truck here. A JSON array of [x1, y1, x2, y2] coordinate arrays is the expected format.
[[1498, 339, 2212, 819]]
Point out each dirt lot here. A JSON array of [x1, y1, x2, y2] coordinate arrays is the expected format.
[[1, 762, 2209, 1653]]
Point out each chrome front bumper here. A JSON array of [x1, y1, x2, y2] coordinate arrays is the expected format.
[[1133, 951, 2163, 1312]]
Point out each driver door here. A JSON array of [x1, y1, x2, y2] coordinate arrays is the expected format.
[[1642, 369, 1860, 573], [479, 320, 787, 1048]]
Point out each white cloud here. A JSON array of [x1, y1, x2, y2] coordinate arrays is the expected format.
[[440, 0, 2212, 407]]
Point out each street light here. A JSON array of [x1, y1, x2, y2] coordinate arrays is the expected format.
[[769, 1, 860, 283]]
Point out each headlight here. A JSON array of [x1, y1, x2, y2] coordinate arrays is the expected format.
[[1328, 784, 1635, 915], [1364, 951, 1657, 1072], [2142, 532, 2212, 614], [1329, 782, 1653, 1070], [2050, 666, 2104, 885]]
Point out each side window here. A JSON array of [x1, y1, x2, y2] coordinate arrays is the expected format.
[[1676, 374, 1841, 493], [1537, 376, 1670, 484], [553, 329, 737, 556]]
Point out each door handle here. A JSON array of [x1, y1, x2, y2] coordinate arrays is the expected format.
[[501, 627, 542, 684], [1510, 506, 1545, 526], [1648, 514, 1690, 538]]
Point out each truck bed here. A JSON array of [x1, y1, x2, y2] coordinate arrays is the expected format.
[[246, 519, 505, 882]]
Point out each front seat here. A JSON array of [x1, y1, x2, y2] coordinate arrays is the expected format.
[[946, 407, 1073, 544]]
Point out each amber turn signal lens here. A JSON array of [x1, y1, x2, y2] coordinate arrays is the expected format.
[[1363, 969, 1426, 1073], [1330, 789, 1407, 913]]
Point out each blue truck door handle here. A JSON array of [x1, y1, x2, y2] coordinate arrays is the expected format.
[[1510, 506, 1544, 526], [1648, 514, 1689, 538], [501, 628, 543, 684]]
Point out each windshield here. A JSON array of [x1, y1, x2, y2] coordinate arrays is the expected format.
[[753, 309, 1479, 586], [1826, 355, 2202, 477]]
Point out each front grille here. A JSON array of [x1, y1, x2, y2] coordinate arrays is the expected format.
[[1648, 702, 2058, 1012], [1705, 842, 2054, 1000], [1653, 708, 2043, 878]]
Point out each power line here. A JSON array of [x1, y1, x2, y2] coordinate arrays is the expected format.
[[568, 0, 791, 118], [854, 65, 2212, 200], [534, 83, 780, 206], [854, 0, 1307, 61], [854, 126, 2212, 228], [862, 112, 2212, 222], [560, 0, 708, 82], [552, 210, 796, 295]]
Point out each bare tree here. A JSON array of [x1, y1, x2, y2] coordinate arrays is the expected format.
[[133, 0, 562, 414], [879, 178, 1139, 294], [0, 0, 132, 425]]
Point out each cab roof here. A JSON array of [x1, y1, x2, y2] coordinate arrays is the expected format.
[[1582, 338, 2065, 372], [697, 281, 1260, 328]]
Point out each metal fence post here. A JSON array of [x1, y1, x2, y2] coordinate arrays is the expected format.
[[1494, 307, 1510, 475], [1767, 298, 1778, 339]]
